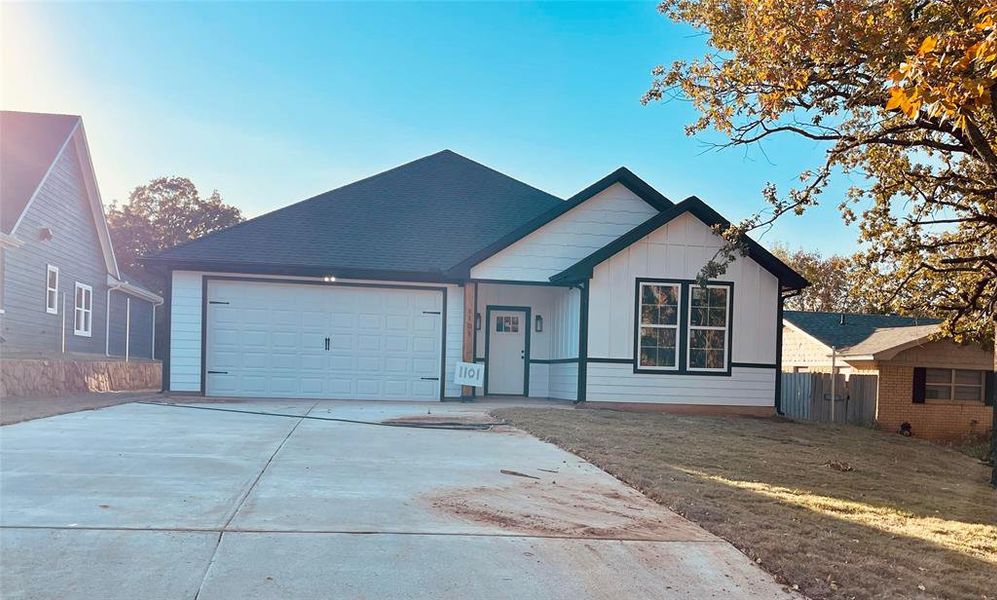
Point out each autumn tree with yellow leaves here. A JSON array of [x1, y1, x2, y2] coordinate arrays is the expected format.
[[644, 0, 996, 345]]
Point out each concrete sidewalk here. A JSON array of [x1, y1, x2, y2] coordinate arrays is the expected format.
[[0, 399, 796, 599]]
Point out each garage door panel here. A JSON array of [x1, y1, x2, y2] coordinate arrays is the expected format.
[[205, 280, 442, 400]]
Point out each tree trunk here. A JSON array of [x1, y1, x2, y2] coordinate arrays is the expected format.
[[991, 324, 996, 487]]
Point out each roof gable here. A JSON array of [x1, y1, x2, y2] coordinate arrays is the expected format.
[[444, 167, 673, 278], [148, 150, 563, 278], [782, 311, 941, 350], [549, 195, 808, 289], [1, 111, 80, 234], [0, 111, 120, 278]]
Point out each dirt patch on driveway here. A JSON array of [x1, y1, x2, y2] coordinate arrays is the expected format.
[[427, 477, 710, 541], [382, 413, 505, 427]]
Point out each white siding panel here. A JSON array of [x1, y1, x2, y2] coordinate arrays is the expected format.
[[470, 183, 658, 281], [587, 363, 775, 406], [169, 271, 203, 392], [443, 285, 463, 398], [529, 363, 550, 397], [549, 362, 578, 401]]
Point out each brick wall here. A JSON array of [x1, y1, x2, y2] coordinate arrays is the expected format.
[[875, 363, 992, 442]]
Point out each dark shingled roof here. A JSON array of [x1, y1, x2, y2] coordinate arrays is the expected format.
[[148, 150, 564, 278], [784, 311, 941, 350], [1, 111, 80, 234]]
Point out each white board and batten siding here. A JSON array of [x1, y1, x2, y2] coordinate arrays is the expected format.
[[586, 212, 780, 407], [168, 271, 464, 399], [470, 183, 658, 282], [472, 282, 580, 400]]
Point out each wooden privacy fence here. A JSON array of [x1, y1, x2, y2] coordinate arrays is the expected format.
[[780, 372, 878, 425]]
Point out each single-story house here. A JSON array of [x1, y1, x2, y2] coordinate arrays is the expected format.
[[0, 111, 162, 395], [145, 150, 808, 414], [783, 311, 994, 440]]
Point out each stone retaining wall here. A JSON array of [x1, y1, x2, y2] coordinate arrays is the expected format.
[[0, 358, 161, 397]]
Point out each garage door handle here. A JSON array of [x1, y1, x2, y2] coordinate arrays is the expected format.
[[324, 337, 330, 351], [208, 370, 228, 375]]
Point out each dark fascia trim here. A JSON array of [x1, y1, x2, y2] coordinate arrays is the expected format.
[[470, 278, 575, 288], [586, 357, 776, 369], [444, 167, 673, 279], [141, 258, 458, 285], [549, 196, 810, 290], [483, 305, 532, 396]]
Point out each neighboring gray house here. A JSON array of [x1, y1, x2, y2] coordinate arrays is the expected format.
[[0, 111, 161, 361]]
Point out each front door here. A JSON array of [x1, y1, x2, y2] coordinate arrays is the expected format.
[[487, 308, 528, 395]]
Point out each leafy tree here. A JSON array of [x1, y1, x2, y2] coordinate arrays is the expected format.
[[106, 177, 243, 291], [644, 0, 996, 347], [770, 244, 873, 313]]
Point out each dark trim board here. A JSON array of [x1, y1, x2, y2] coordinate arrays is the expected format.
[[483, 305, 531, 396], [199, 275, 449, 400], [577, 282, 589, 403], [549, 196, 809, 290], [588, 357, 776, 369], [631, 278, 735, 377], [470, 278, 574, 288], [529, 357, 581, 364]]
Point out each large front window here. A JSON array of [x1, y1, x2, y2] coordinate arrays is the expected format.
[[638, 282, 680, 369], [635, 280, 732, 374], [688, 286, 729, 371], [925, 368, 985, 403]]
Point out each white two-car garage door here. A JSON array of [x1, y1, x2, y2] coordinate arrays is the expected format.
[[205, 279, 443, 400]]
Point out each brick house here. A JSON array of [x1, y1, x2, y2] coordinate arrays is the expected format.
[[782, 311, 994, 441]]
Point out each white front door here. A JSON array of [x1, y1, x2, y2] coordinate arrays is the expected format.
[[487, 309, 527, 395], [205, 280, 443, 400]]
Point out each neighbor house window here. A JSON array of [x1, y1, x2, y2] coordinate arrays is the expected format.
[[925, 368, 984, 403], [687, 285, 730, 371], [74, 282, 92, 337], [638, 282, 680, 369], [46, 265, 59, 314]]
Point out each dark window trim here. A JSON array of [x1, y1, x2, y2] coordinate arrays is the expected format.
[[632, 277, 734, 377], [200, 275, 449, 400], [483, 304, 531, 396]]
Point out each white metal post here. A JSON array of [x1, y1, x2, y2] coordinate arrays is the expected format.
[[125, 297, 130, 362], [61, 292, 67, 353]]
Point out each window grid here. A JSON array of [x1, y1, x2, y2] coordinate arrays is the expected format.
[[925, 368, 984, 403], [46, 265, 59, 314], [74, 282, 92, 337], [638, 282, 680, 370], [686, 285, 729, 371]]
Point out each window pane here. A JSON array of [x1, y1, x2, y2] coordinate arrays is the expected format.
[[954, 370, 982, 385], [640, 284, 678, 326], [690, 307, 707, 326], [925, 385, 951, 400], [925, 368, 951, 384], [708, 287, 727, 305], [708, 307, 726, 327], [76, 287, 82, 305], [509, 317, 519, 332], [690, 329, 726, 369], [495, 316, 503, 332], [639, 327, 676, 367], [691, 287, 707, 306], [953, 386, 982, 402], [48, 270, 56, 287]]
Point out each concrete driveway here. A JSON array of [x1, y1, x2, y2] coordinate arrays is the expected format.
[[0, 398, 795, 599]]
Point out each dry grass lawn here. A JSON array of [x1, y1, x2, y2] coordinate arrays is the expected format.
[[492, 407, 996, 600]]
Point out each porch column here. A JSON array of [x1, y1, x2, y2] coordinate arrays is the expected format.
[[462, 281, 477, 399]]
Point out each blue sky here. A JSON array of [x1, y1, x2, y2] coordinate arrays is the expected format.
[[1, 1, 859, 255]]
